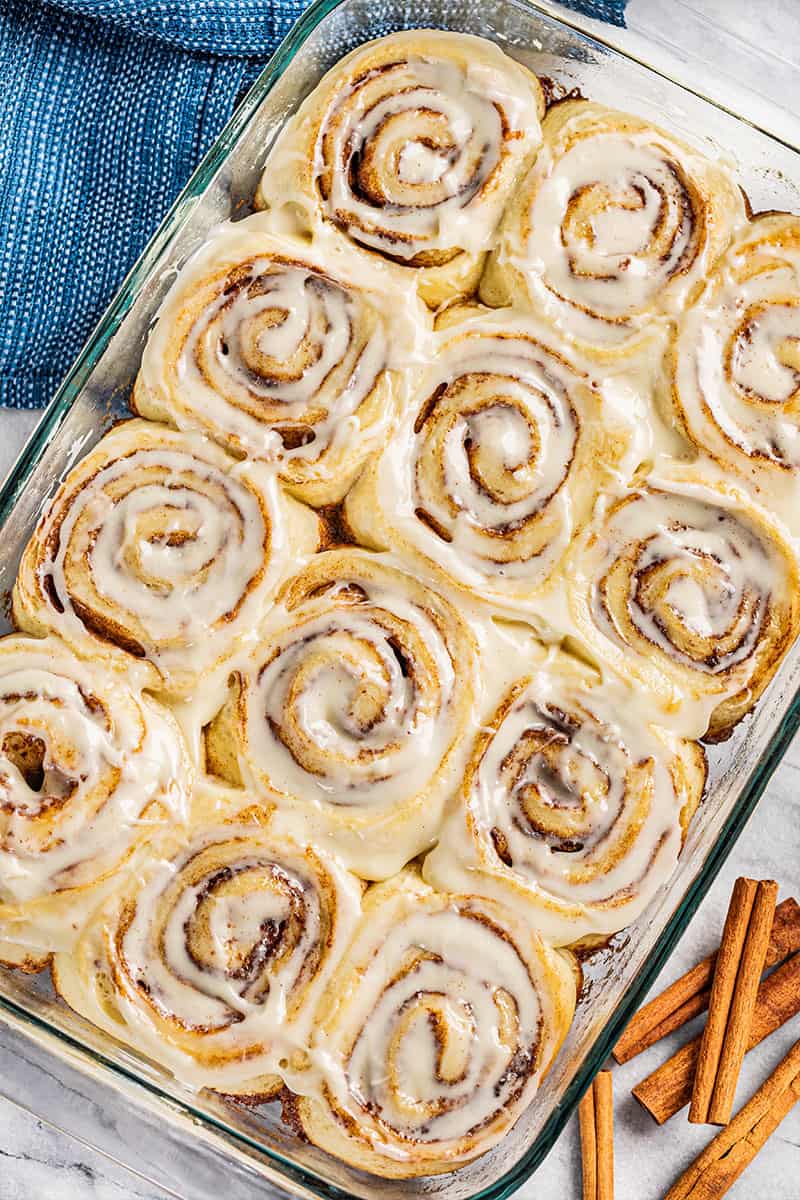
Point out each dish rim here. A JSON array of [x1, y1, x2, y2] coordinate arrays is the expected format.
[[1, 2, 800, 1197]]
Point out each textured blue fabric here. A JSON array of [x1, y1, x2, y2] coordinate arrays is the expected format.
[[0, 0, 626, 409], [566, 0, 626, 22]]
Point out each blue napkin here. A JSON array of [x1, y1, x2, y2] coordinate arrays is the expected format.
[[0, 0, 626, 409]]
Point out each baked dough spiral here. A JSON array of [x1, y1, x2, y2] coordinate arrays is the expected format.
[[133, 221, 416, 506], [294, 868, 576, 1178], [53, 800, 363, 1097], [0, 635, 191, 971], [13, 420, 319, 696], [481, 100, 745, 362], [346, 305, 638, 610], [205, 549, 479, 879], [567, 473, 800, 740], [424, 652, 706, 946], [669, 213, 800, 527], [255, 31, 545, 308]]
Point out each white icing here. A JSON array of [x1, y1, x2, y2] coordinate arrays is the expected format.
[[358, 309, 643, 608], [229, 551, 479, 877], [314, 48, 541, 262], [62, 820, 362, 1093], [296, 879, 573, 1167], [0, 639, 190, 905], [398, 141, 451, 185], [498, 109, 744, 355], [561, 474, 799, 738], [14, 31, 800, 1179], [425, 661, 699, 944], [139, 220, 415, 472], [672, 218, 800, 529], [246, 598, 454, 807], [25, 428, 296, 694], [589, 488, 772, 674]]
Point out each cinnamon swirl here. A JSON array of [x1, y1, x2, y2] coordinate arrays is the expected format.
[[0, 635, 191, 971], [346, 305, 639, 611], [566, 472, 800, 740], [205, 549, 479, 879], [133, 220, 423, 506], [424, 651, 706, 946], [13, 420, 319, 696], [481, 100, 745, 363], [53, 796, 363, 1097], [294, 868, 576, 1177], [255, 31, 545, 308], [668, 213, 800, 528]]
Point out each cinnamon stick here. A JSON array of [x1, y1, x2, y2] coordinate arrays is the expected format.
[[613, 897, 800, 1064], [595, 1072, 613, 1200], [578, 1079, 597, 1200], [688, 879, 756, 1122], [633, 949, 800, 1124], [665, 1039, 800, 1200], [706, 879, 778, 1124], [579, 1070, 613, 1200], [689, 879, 777, 1124]]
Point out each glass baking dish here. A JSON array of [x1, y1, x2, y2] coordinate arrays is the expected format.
[[2, 2, 800, 1197]]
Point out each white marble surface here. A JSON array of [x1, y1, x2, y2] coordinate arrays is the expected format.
[[2, 2, 800, 1196]]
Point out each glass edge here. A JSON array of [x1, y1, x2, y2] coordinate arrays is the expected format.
[[0, 1088, 189, 1200], [1, 2, 800, 1199], [0, 991, 353, 1200]]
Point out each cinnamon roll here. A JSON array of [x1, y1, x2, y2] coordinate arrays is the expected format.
[[205, 549, 479, 879], [668, 213, 800, 528], [133, 220, 423, 506], [13, 420, 320, 696], [255, 31, 544, 308], [481, 100, 745, 363], [294, 868, 576, 1178], [567, 472, 800, 740], [424, 651, 706, 946], [346, 305, 639, 611], [0, 635, 191, 971], [53, 799, 362, 1097]]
